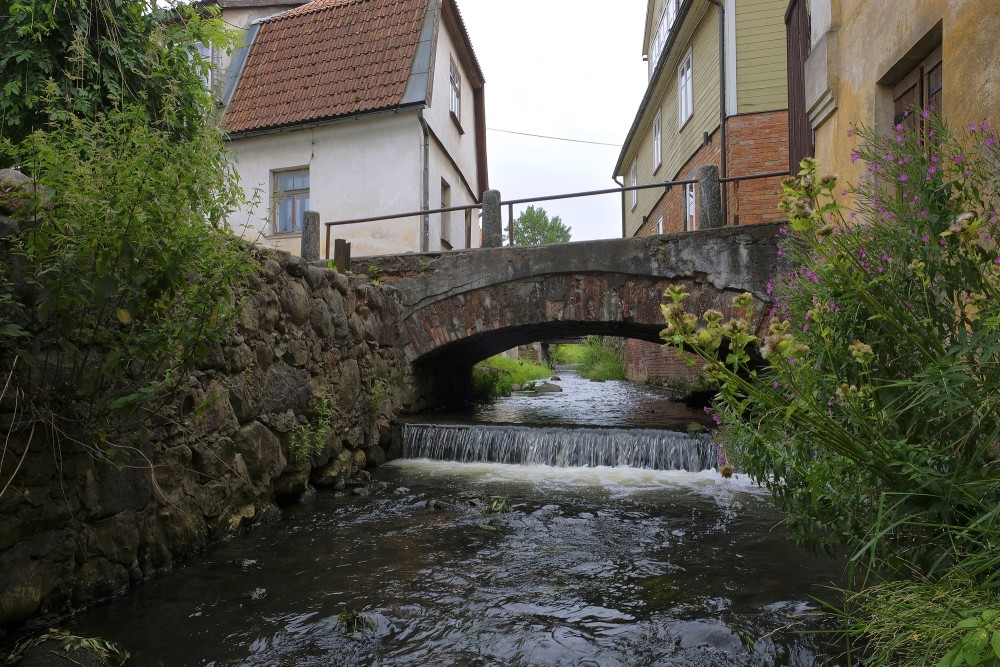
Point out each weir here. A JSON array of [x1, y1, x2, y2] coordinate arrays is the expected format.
[[403, 423, 715, 470]]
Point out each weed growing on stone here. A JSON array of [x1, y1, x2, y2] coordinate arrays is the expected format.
[[290, 397, 335, 463]]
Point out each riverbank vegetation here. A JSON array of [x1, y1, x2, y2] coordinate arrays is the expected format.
[[471, 355, 552, 399], [552, 337, 626, 381], [0, 3, 253, 456], [660, 116, 1000, 665]]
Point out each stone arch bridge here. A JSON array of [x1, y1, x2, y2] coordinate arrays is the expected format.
[[351, 222, 783, 406]]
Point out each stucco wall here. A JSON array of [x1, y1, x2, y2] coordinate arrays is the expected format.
[[809, 0, 1000, 187], [227, 113, 424, 258]]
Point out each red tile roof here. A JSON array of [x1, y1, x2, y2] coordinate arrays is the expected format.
[[224, 0, 430, 133]]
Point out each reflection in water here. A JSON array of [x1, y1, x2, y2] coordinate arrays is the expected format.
[[71, 462, 844, 666], [461, 370, 709, 430]]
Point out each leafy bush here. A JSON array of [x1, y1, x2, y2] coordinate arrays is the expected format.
[[0, 100, 256, 454], [660, 115, 1000, 664], [0, 0, 235, 155]]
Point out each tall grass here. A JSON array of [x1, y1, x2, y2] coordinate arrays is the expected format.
[[471, 355, 551, 399], [553, 337, 625, 381]]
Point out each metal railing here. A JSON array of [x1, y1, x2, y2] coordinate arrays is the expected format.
[[322, 169, 790, 259]]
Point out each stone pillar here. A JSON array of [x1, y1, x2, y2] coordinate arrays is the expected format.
[[301, 211, 320, 261], [698, 165, 724, 229], [481, 189, 502, 247]]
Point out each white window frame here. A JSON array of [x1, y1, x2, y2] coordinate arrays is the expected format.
[[685, 182, 697, 231], [273, 168, 310, 235], [678, 50, 693, 127], [648, 0, 680, 78], [630, 161, 638, 210], [652, 111, 662, 170], [440, 178, 452, 247], [449, 58, 462, 122], [196, 42, 221, 92], [656, 213, 664, 235]]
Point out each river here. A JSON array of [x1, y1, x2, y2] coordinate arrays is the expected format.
[[66, 370, 844, 666]]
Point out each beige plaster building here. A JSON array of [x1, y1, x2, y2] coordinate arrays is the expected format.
[[614, 0, 789, 239], [788, 0, 1000, 183]]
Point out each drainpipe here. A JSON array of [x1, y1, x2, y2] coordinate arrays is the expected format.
[[705, 0, 728, 224], [417, 109, 431, 252]]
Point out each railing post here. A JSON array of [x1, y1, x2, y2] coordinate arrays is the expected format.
[[481, 189, 502, 247], [333, 239, 351, 273], [698, 165, 724, 230], [508, 203, 515, 245], [301, 211, 320, 261]]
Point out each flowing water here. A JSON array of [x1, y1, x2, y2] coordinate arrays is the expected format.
[[65, 370, 845, 666]]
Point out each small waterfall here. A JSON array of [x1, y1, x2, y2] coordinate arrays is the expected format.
[[404, 424, 716, 471]]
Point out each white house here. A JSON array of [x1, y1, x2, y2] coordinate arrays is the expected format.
[[222, 0, 488, 257]]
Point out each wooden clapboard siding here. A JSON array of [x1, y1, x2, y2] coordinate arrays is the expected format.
[[735, 0, 788, 113]]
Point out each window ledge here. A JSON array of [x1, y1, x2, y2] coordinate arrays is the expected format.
[[267, 230, 302, 238], [450, 111, 465, 135], [678, 113, 693, 132]]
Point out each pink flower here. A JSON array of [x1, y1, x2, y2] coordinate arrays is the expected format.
[[988, 136, 997, 147], [896, 135, 905, 143], [922, 109, 931, 119], [994, 257, 1000, 265], [921, 234, 929, 243], [895, 123, 904, 131], [955, 155, 965, 164], [939, 238, 948, 245], [970, 122, 980, 131], [983, 122, 991, 131], [850, 151, 860, 163], [899, 173, 909, 182]]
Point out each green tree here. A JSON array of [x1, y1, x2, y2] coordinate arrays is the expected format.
[[0, 0, 234, 159], [509, 205, 571, 245]]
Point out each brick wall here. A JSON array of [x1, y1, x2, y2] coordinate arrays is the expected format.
[[624, 339, 704, 386], [636, 110, 789, 236], [725, 109, 789, 226]]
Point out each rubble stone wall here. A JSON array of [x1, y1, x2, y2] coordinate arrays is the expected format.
[[0, 252, 412, 629]]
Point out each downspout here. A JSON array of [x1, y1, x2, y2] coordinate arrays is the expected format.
[[705, 0, 728, 224], [418, 108, 431, 252]]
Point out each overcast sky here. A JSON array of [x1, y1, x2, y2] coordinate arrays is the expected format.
[[457, 2, 650, 241]]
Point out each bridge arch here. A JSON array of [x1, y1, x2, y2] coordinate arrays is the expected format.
[[353, 223, 782, 408]]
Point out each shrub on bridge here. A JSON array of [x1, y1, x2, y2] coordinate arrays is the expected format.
[[660, 115, 1000, 665]]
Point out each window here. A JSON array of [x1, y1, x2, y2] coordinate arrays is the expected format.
[[440, 178, 452, 248], [656, 214, 664, 235], [652, 111, 662, 170], [449, 58, 462, 122], [685, 182, 697, 231], [892, 45, 942, 134], [649, 0, 680, 78], [678, 51, 693, 126], [630, 161, 638, 209], [273, 169, 309, 234], [196, 42, 221, 92]]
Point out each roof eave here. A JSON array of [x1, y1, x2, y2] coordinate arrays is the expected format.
[[225, 102, 427, 140]]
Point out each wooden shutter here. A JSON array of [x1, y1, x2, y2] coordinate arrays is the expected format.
[[785, 0, 813, 172]]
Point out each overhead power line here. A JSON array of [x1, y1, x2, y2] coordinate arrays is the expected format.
[[486, 127, 621, 147]]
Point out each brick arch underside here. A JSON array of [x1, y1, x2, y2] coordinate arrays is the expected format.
[[404, 273, 770, 369]]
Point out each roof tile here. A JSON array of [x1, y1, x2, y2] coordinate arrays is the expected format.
[[224, 0, 429, 133]]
